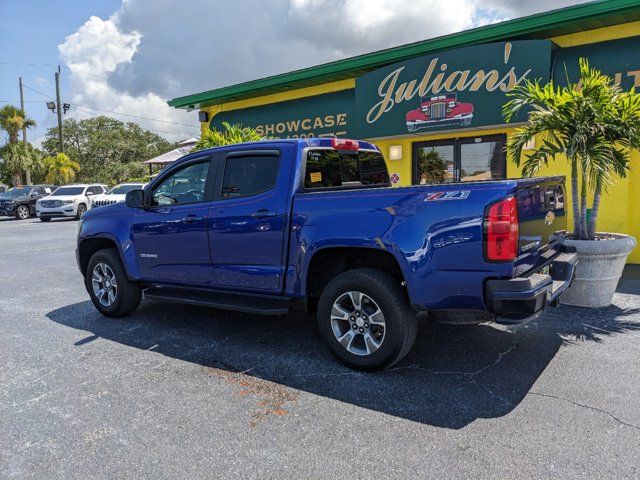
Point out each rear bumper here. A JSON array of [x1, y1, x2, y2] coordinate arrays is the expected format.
[[485, 249, 578, 324]]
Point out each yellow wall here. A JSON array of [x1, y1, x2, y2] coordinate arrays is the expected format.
[[200, 22, 640, 262]]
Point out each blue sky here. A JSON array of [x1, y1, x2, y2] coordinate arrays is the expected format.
[[1, 0, 589, 147], [0, 0, 121, 144]]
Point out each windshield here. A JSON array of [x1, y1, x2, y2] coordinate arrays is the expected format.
[[107, 184, 143, 195], [3, 187, 32, 197], [52, 187, 85, 196]]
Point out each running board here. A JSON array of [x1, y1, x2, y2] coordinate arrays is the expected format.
[[143, 288, 291, 316]]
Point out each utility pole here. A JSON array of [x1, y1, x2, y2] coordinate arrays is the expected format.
[[55, 65, 64, 153], [19, 76, 33, 185], [19, 77, 27, 144]]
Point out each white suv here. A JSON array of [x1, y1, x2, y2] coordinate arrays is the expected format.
[[36, 184, 108, 222], [91, 182, 146, 209]]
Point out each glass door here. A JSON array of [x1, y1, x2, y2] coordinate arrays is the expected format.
[[412, 135, 506, 185], [459, 136, 505, 182]]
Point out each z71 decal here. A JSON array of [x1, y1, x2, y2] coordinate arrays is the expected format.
[[425, 190, 471, 201]]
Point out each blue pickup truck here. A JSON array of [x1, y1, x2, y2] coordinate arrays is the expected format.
[[76, 138, 577, 370]]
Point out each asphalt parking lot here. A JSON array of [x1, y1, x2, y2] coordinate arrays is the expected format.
[[1, 216, 640, 479]]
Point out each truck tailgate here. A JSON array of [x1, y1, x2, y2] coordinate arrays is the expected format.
[[513, 176, 567, 275]]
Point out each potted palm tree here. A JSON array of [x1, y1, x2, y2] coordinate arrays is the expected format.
[[503, 58, 640, 308], [192, 122, 266, 152]]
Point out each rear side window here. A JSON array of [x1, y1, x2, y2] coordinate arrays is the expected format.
[[304, 150, 390, 189], [221, 155, 279, 199]]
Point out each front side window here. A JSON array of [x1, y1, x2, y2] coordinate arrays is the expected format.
[[304, 150, 390, 189], [152, 161, 210, 206], [221, 155, 279, 199]]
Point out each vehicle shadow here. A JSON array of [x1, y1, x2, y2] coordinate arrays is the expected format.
[[46, 291, 640, 429]]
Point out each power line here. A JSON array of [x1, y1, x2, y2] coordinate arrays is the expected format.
[[0, 61, 57, 66], [22, 83, 55, 99], [70, 103, 200, 128], [73, 106, 193, 137], [22, 83, 200, 128]]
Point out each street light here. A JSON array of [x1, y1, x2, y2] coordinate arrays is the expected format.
[[46, 101, 56, 112]]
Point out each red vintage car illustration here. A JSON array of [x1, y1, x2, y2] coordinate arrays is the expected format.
[[405, 94, 474, 131]]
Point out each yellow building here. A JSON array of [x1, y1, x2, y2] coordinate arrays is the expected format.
[[169, 0, 640, 263]]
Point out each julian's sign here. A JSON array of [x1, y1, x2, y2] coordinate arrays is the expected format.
[[353, 40, 552, 138]]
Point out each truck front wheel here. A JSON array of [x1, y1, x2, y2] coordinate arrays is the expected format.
[[85, 248, 142, 317], [317, 268, 417, 371]]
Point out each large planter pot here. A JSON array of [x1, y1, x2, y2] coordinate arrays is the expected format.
[[551, 232, 637, 308]]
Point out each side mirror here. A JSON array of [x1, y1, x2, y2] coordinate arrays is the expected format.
[[125, 189, 144, 209], [31, 191, 39, 197]]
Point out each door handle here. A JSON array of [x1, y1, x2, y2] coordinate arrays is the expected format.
[[251, 209, 277, 219], [183, 214, 203, 223]]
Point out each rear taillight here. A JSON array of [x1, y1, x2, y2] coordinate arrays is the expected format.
[[484, 197, 519, 262], [331, 138, 359, 151]]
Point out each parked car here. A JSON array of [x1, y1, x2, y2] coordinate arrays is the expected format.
[[76, 138, 576, 370], [36, 184, 108, 222], [0, 184, 57, 220], [91, 183, 146, 208]]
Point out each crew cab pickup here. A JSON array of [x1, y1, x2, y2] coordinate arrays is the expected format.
[[76, 138, 577, 370]]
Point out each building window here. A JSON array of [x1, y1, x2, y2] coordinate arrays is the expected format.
[[412, 134, 506, 185]]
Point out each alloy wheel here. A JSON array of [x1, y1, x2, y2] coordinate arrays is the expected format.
[[91, 262, 118, 307], [17, 205, 29, 220], [330, 291, 386, 356]]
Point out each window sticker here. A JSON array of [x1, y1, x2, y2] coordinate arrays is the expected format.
[[310, 171, 322, 183]]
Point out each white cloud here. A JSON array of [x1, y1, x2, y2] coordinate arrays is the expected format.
[[58, 0, 591, 141], [58, 15, 198, 141], [34, 76, 49, 87]]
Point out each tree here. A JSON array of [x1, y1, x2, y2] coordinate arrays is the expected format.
[[0, 105, 37, 184], [42, 153, 80, 185], [192, 122, 266, 152], [0, 142, 41, 187], [417, 148, 447, 184], [503, 58, 640, 240], [41, 116, 174, 184], [0, 105, 36, 144]]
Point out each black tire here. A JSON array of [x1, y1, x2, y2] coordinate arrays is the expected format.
[[15, 204, 30, 220], [39, 217, 51, 222], [317, 268, 417, 371], [85, 248, 142, 317], [75, 203, 87, 220]]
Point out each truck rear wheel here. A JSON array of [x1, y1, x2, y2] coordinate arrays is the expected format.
[[85, 248, 142, 317], [317, 268, 417, 371]]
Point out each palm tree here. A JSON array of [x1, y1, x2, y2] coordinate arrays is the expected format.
[[0, 143, 41, 187], [0, 105, 36, 144], [503, 58, 640, 240], [42, 153, 80, 185], [0, 105, 37, 184], [192, 122, 266, 152]]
